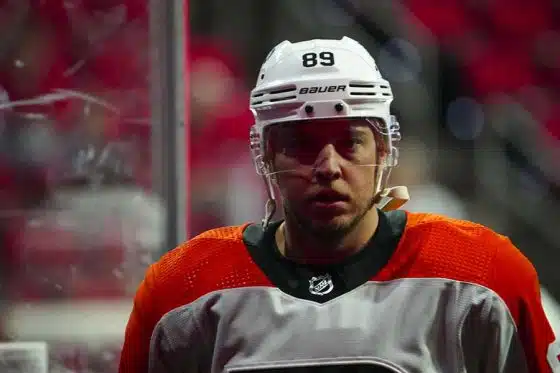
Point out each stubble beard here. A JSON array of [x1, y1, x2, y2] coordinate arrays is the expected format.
[[283, 191, 378, 244]]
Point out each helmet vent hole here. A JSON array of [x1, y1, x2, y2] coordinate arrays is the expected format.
[[334, 103, 344, 112], [349, 83, 375, 88]]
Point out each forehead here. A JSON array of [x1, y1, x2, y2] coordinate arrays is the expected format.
[[268, 118, 374, 137]]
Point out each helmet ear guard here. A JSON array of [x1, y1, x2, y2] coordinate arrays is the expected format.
[[249, 125, 267, 176], [250, 125, 278, 227]]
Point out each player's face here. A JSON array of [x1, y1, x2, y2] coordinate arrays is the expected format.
[[267, 118, 381, 238]]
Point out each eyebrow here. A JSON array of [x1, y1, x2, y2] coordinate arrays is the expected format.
[[349, 126, 372, 136]]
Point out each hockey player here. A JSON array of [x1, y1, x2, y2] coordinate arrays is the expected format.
[[119, 37, 559, 373]]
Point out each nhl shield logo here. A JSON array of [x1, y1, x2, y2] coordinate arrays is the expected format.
[[309, 274, 334, 296]]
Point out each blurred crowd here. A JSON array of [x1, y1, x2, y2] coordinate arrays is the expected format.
[[0, 0, 558, 372], [388, 0, 559, 227], [0, 1, 266, 370], [403, 0, 559, 140], [0, 0, 153, 301]]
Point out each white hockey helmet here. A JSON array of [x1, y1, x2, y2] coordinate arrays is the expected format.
[[249, 37, 408, 225]]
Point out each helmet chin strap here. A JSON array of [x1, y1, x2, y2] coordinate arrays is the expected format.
[[378, 185, 410, 212], [261, 173, 277, 229]]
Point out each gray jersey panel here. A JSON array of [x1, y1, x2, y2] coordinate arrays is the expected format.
[[149, 278, 526, 373]]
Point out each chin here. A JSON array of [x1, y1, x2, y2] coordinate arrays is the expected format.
[[307, 202, 377, 236], [286, 200, 371, 238], [307, 213, 359, 237]]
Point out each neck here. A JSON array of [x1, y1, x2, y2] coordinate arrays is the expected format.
[[276, 209, 379, 264]]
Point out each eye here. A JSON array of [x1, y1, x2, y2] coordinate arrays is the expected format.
[[337, 135, 364, 152], [281, 137, 310, 154], [350, 136, 365, 146]]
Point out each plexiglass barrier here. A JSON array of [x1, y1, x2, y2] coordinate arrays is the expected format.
[[0, 1, 168, 371]]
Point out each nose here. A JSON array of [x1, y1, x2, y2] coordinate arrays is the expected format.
[[312, 144, 342, 182]]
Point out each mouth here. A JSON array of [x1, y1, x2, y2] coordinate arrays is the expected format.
[[307, 190, 350, 204]]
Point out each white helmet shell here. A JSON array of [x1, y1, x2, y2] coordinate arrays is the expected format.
[[250, 36, 394, 131]]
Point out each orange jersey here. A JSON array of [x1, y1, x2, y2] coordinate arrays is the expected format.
[[119, 211, 557, 373]]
